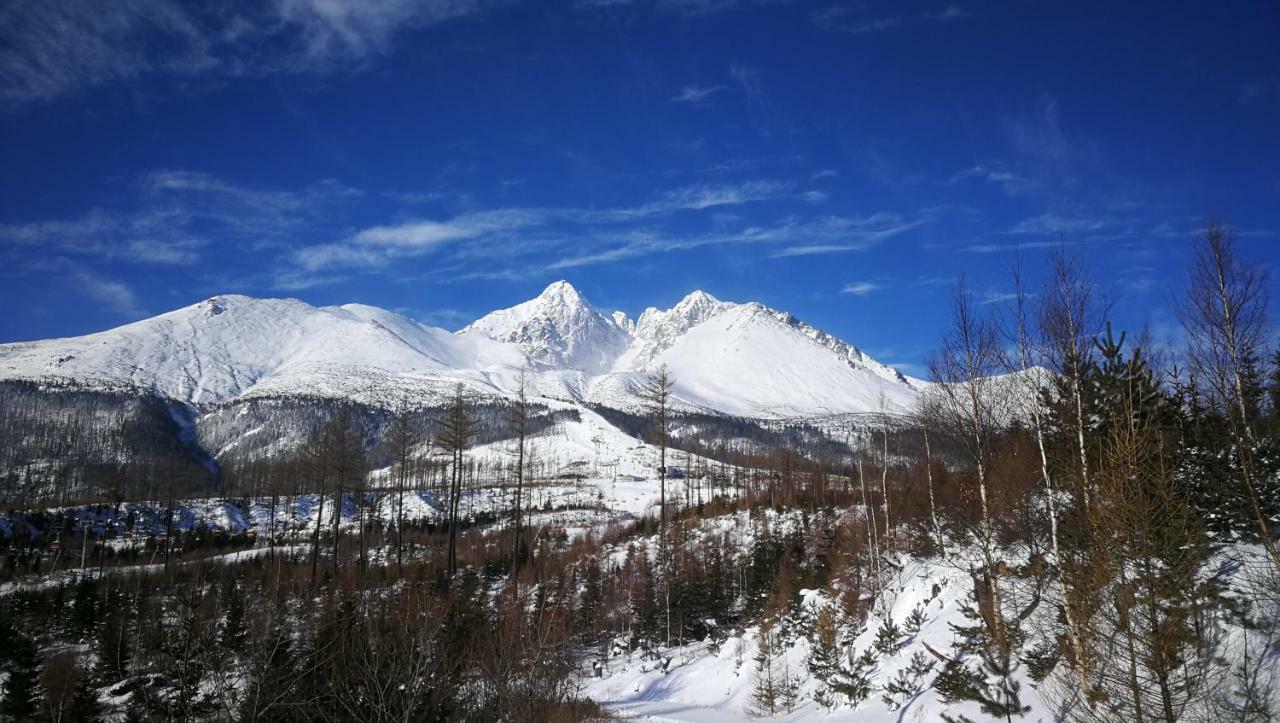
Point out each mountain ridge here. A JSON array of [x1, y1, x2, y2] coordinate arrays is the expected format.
[[0, 281, 924, 418]]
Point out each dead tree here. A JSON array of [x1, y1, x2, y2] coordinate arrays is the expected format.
[[509, 369, 531, 583], [438, 384, 477, 580]]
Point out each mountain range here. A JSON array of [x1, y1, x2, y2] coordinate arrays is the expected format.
[[0, 281, 925, 420]]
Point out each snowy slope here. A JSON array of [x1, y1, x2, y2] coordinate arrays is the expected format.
[[0, 294, 528, 406], [643, 301, 920, 416], [613, 289, 735, 370]]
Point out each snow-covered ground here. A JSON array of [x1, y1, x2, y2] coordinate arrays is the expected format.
[[584, 513, 1280, 722]]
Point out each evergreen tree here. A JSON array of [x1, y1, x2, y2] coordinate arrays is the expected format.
[[220, 579, 247, 654], [808, 606, 874, 708], [0, 630, 38, 721], [750, 623, 799, 716], [882, 651, 935, 711], [66, 673, 103, 723], [1083, 327, 1219, 723]]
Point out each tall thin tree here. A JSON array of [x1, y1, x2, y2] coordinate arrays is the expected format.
[[438, 384, 477, 580], [386, 400, 420, 578], [1179, 222, 1279, 570], [641, 365, 675, 548], [509, 368, 531, 583]]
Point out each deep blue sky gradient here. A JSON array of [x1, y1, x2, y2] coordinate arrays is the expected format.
[[2, 0, 1277, 376]]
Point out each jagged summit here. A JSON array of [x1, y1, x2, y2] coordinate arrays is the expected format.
[[537, 279, 585, 304], [459, 280, 631, 374]]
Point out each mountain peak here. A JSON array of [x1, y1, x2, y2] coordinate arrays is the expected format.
[[672, 289, 722, 315], [459, 280, 628, 372], [614, 290, 735, 369], [681, 289, 718, 304], [536, 280, 585, 305]]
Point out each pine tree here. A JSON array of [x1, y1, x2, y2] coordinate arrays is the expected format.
[[93, 594, 131, 685], [67, 673, 103, 723], [0, 630, 39, 721], [872, 615, 905, 655], [1082, 326, 1218, 723], [751, 624, 788, 716], [809, 606, 874, 708], [882, 651, 935, 711], [934, 575, 1031, 722], [220, 579, 247, 654], [1268, 349, 1280, 430]]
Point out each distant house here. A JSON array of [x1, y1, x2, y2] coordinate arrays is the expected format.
[[663, 466, 685, 479]]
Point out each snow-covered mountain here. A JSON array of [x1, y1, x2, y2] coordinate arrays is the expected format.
[[0, 295, 528, 406], [459, 280, 631, 374], [0, 281, 925, 418]]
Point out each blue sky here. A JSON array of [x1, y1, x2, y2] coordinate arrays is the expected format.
[[1, 0, 1277, 376]]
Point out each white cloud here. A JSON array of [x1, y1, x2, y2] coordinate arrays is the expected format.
[[125, 238, 203, 265], [813, 4, 968, 34], [949, 163, 1034, 197], [656, 0, 741, 15], [672, 84, 728, 104], [0, 0, 488, 104], [770, 213, 924, 257], [841, 281, 882, 296], [273, 0, 482, 69], [653, 180, 790, 211], [928, 5, 969, 21], [729, 63, 765, 99], [73, 269, 143, 316], [352, 220, 478, 248]]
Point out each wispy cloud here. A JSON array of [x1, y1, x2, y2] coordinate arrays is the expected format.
[[288, 179, 806, 275], [770, 213, 925, 257], [0, 170, 360, 282], [841, 281, 882, 296], [0, 0, 489, 105], [73, 269, 144, 317], [981, 290, 1019, 305], [672, 83, 728, 104], [949, 163, 1035, 197], [1238, 78, 1279, 104], [656, 0, 741, 15], [813, 4, 968, 34], [729, 63, 765, 100], [6, 168, 935, 294], [546, 212, 925, 271]]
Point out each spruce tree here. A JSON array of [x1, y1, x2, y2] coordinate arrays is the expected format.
[[0, 631, 38, 721]]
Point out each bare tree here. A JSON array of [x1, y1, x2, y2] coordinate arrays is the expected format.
[[438, 384, 477, 580], [1179, 222, 1279, 570], [386, 400, 420, 578], [1041, 246, 1109, 513], [920, 422, 945, 557], [1003, 254, 1092, 701], [928, 277, 1011, 655], [640, 365, 675, 546], [328, 406, 366, 578], [509, 369, 531, 584]]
